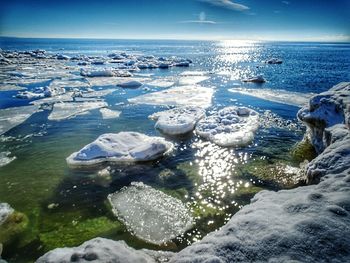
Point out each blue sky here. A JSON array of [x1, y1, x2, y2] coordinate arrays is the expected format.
[[1, 0, 349, 41]]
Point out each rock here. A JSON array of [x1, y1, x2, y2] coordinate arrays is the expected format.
[[265, 58, 283, 64], [242, 75, 266, 83], [108, 182, 193, 245], [195, 106, 259, 147], [36, 237, 155, 263], [66, 132, 173, 167], [149, 106, 205, 135]]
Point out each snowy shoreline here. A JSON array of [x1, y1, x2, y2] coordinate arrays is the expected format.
[[36, 83, 350, 262]]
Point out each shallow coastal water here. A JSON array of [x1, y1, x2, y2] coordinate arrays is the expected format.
[[0, 38, 349, 262]]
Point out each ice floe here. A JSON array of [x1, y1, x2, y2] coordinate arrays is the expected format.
[[48, 101, 107, 121], [0, 151, 16, 167], [178, 76, 209, 86], [179, 71, 207, 76], [0, 203, 14, 225], [128, 85, 214, 108], [117, 80, 143, 88], [108, 182, 193, 245], [229, 87, 314, 107], [195, 106, 259, 147], [0, 105, 39, 135], [99, 108, 121, 119], [37, 238, 155, 263], [149, 106, 205, 135], [66, 132, 173, 167], [146, 79, 174, 88]]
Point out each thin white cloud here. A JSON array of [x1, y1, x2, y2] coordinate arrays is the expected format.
[[282, 1, 290, 5], [199, 0, 250, 11], [179, 11, 217, 24]]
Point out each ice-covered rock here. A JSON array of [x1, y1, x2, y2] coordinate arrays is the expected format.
[[0, 203, 14, 225], [0, 151, 16, 167], [149, 106, 205, 135], [0, 105, 39, 135], [99, 108, 121, 119], [117, 80, 143, 88], [108, 182, 193, 244], [48, 101, 107, 121], [297, 82, 349, 153], [242, 75, 266, 83], [66, 132, 173, 167], [36, 238, 155, 263], [195, 106, 259, 147], [229, 87, 314, 107], [128, 85, 214, 108]]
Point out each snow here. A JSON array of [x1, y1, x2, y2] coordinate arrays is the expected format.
[[195, 106, 259, 147], [117, 80, 143, 88], [149, 106, 205, 135], [0, 203, 14, 225], [66, 132, 173, 167], [48, 101, 107, 121], [242, 75, 266, 83], [37, 238, 155, 263], [0, 105, 39, 135], [99, 108, 121, 119], [108, 182, 193, 245], [128, 85, 214, 108], [229, 87, 314, 107], [0, 151, 16, 167]]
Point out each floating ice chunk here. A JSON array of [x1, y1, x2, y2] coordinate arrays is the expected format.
[[66, 132, 173, 167], [0, 84, 26, 91], [179, 71, 207, 76], [117, 80, 143, 88], [242, 75, 266, 83], [49, 79, 90, 89], [129, 85, 214, 108], [16, 91, 45, 99], [80, 68, 115, 77], [0, 105, 38, 135], [0, 151, 16, 167], [108, 182, 193, 245], [196, 106, 259, 147], [87, 77, 147, 87], [178, 76, 209, 85], [37, 238, 155, 263], [229, 88, 314, 107], [174, 60, 190, 67], [80, 88, 116, 98], [149, 107, 205, 135], [48, 101, 107, 121], [31, 92, 74, 105], [0, 203, 14, 225], [146, 79, 174, 88], [100, 108, 121, 119], [56, 54, 70, 60]]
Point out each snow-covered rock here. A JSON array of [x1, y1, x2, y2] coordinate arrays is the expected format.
[[0, 203, 14, 225], [242, 75, 266, 83], [66, 132, 173, 167], [128, 85, 214, 108], [297, 82, 349, 153], [195, 106, 259, 147], [149, 106, 205, 135], [108, 182, 193, 245], [36, 238, 155, 263]]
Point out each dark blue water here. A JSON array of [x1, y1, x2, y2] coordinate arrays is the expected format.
[[0, 38, 349, 262]]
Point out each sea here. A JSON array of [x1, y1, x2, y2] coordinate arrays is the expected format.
[[0, 37, 349, 262]]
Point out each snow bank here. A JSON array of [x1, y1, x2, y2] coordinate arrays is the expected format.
[[108, 182, 193, 245], [128, 85, 214, 108], [195, 106, 259, 147], [229, 87, 314, 107], [0, 203, 14, 225], [66, 132, 173, 167], [37, 238, 155, 263], [297, 82, 349, 153], [149, 106, 205, 135], [48, 101, 107, 121]]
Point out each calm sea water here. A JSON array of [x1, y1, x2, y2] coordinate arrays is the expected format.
[[0, 38, 349, 262]]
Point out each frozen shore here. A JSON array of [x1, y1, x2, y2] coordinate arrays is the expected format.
[[36, 82, 350, 262]]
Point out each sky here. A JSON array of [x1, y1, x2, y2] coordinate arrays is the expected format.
[[0, 0, 349, 42]]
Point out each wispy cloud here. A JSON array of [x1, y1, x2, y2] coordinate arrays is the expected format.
[[199, 0, 250, 12], [282, 1, 290, 5], [179, 11, 217, 24]]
